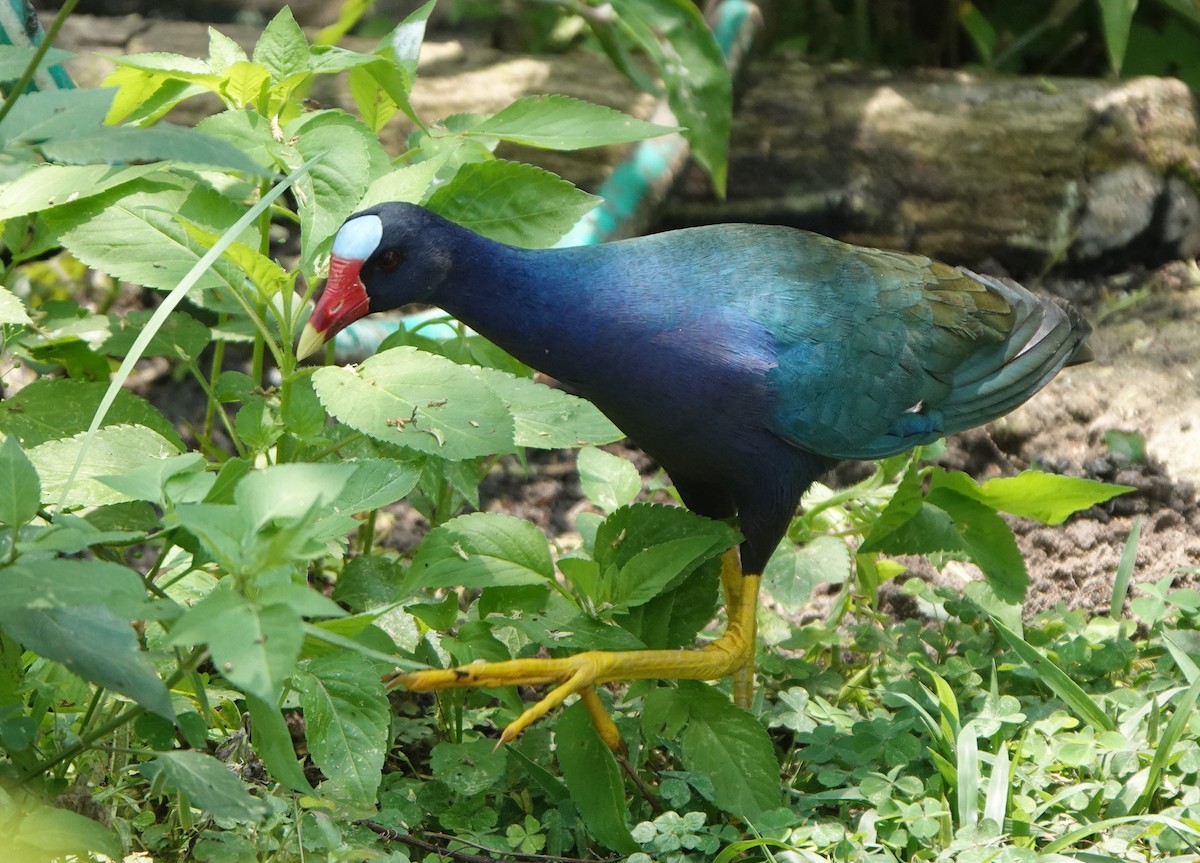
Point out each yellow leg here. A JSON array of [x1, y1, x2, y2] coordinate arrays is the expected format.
[[388, 548, 761, 746]]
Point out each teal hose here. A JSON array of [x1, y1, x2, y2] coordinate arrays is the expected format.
[[0, 0, 74, 90], [333, 0, 762, 356]]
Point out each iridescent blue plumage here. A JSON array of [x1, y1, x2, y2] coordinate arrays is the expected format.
[[297, 201, 1091, 743], [304, 203, 1090, 574]]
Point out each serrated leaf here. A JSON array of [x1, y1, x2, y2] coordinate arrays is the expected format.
[[206, 26, 249, 72], [471, 366, 622, 449], [471, 94, 678, 150], [253, 7, 311, 81], [0, 604, 174, 720], [0, 379, 182, 450], [428, 160, 599, 248], [576, 447, 641, 513], [168, 588, 304, 704], [0, 558, 145, 617], [39, 125, 268, 175], [312, 346, 515, 460], [615, 535, 726, 608], [0, 285, 32, 325], [594, 503, 740, 571], [47, 184, 250, 310], [645, 682, 779, 818], [410, 512, 553, 589], [141, 751, 270, 820], [0, 435, 40, 527], [0, 164, 161, 221], [297, 653, 390, 808], [279, 114, 373, 264], [29, 425, 181, 508], [103, 309, 211, 360], [220, 61, 271, 108], [931, 469, 1133, 526], [358, 157, 446, 210], [556, 700, 639, 853]]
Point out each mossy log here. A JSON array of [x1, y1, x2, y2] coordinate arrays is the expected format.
[[669, 57, 1200, 274]]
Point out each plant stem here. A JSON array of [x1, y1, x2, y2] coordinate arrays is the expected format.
[[18, 646, 208, 784]]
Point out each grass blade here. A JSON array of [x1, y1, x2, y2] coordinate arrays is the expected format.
[[992, 619, 1115, 732], [1110, 515, 1142, 618]]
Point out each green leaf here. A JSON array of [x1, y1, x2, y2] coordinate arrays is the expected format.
[[430, 738, 507, 796], [358, 157, 445, 210], [556, 700, 639, 853], [0, 87, 113, 146], [615, 535, 727, 608], [471, 95, 679, 150], [0, 558, 146, 617], [98, 453, 210, 507], [0, 436, 40, 527], [281, 113, 374, 264], [594, 503, 740, 574], [253, 6, 311, 81], [28, 425, 181, 508], [472, 366, 622, 449], [0, 795, 121, 862], [410, 512, 554, 590], [0, 285, 32, 325], [141, 750, 270, 820], [577, 447, 641, 514], [47, 184, 250, 310], [0, 604, 174, 720], [427, 160, 599, 248], [312, 346, 516, 460], [1098, 0, 1139, 74], [930, 469, 1132, 526], [992, 620, 1115, 733], [0, 378, 183, 449], [168, 588, 304, 704], [764, 535, 851, 609], [926, 488, 1027, 604], [39, 125, 268, 175], [297, 653, 390, 808], [607, 0, 731, 193], [644, 682, 779, 818], [236, 463, 354, 529], [103, 309, 211, 361], [0, 164, 161, 221], [330, 458, 422, 515], [241, 696, 312, 796]]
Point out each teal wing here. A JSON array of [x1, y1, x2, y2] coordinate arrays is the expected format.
[[759, 234, 1090, 460]]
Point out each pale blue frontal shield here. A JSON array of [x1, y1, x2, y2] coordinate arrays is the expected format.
[[333, 214, 383, 259]]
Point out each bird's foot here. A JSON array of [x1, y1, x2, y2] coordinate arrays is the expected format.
[[387, 576, 760, 748]]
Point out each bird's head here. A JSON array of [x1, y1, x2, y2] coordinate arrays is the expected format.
[[297, 203, 455, 360]]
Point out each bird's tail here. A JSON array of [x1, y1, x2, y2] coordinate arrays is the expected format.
[[938, 271, 1092, 433]]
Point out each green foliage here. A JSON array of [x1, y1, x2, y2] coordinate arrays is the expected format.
[[0, 3, 1171, 862]]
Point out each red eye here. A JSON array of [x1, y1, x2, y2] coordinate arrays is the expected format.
[[378, 249, 403, 271]]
